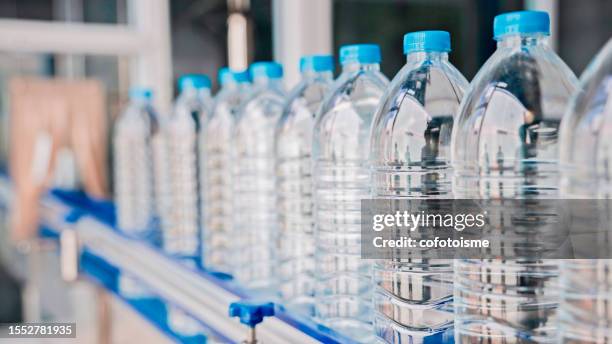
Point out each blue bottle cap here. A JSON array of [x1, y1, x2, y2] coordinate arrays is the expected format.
[[178, 74, 211, 92], [494, 11, 550, 40], [249, 62, 284, 80], [218, 67, 250, 86], [300, 55, 334, 73], [229, 301, 275, 328], [129, 87, 153, 100], [403, 31, 451, 54], [339, 44, 381, 65]]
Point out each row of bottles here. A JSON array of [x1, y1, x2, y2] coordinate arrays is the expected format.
[[111, 9, 612, 344]]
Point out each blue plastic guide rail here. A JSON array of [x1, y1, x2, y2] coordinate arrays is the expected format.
[[0, 177, 358, 344]]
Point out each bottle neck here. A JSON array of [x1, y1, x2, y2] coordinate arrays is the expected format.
[[179, 87, 211, 102], [253, 77, 283, 90], [221, 80, 240, 91], [197, 88, 211, 99], [405, 51, 449, 64], [341, 62, 380, 73], [179, 87, 198, 98], [131, 98, 150, 107], [497, 33, 549, 49], [302, 70, 334, 81]]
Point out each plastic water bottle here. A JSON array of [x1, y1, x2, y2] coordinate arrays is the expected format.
[[202, 68, 250, 273], [276, 55, 334, 314], [313, 44, 389, 341], [164, 75, 213, 338], [164, 74, 212, 263], [233, 62, 284, 290], [113, 87, 159, 299], [369, 31, 468, 343], [559, 39, 612, 343], [113, 87, 159, 235], [451, 11, 578, 342]]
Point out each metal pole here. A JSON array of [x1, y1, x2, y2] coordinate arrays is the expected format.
[[526, 0, 559, 51], [97, 287, 112, 344], [53, 0, 86, 78], [227, 0, 251, 71], [128, 0, 173, 114], [272, 0, 333, 88], [249, 327, 256, 344]]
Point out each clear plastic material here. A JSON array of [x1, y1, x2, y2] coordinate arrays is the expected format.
[[313, 61, 389, 340], [559, 39, 612, 343], [202, 77, 249, 273], [451, 33, 578, 342], [113, 89, 159, 299], [276, 67, 334, 314], [370, 50, 468, 342], [232, 71, 284, 290], [164, 86, 212, 261], [113, 91, 159, 234]]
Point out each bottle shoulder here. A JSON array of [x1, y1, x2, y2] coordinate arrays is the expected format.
[[278, 79, 332, 130], [173, 97, 211, 122], [559, 39, 612, 174], [213, 88, 245, 109], [210, 90, 245, 122], [370, 61, 467, 167], [238, 87, 285, 123], [317, 70, 389, 120], [450, 46, 580, 177], [116, 104, 159, 133], [453, 47, 579, 144], [374, 60, 469, 126], [462, 47, 578, 117], [567, 39, 612, 129]]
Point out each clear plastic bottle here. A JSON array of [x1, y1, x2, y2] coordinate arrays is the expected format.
[[559, 39, 612, 343], [113, 87, 159, 235], [451, 11, 578, 342], [202, 68, 250, 273], [164, 74, 213, 263], [276, 55, 334, 314], [233, 62, 285, 290], [165, 75, 213, 336], [370, 31, 468, 343], [313, 44, 389, 341], [113, 87, 159, 299]]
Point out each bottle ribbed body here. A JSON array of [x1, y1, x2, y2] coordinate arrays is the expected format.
[[313, 63, 389, 341], [164, 90, 211, 261], [113, 101, 158, 234], [559, 39, 612, 344], [369, 52, 468, 343], [276, 72, 332, 313], [152, 120, 170, 237], [202, 84, 247, 273], [113, 96, 158, 299], [233, 82, 284, 290], [451, 34, 578, 343]]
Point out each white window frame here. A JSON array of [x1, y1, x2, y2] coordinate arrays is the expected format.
[[0, 0, 173, 113]]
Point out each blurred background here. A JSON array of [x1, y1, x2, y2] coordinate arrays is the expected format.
[[0, 0, 610, 343], [1, 0, 610, 118]]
